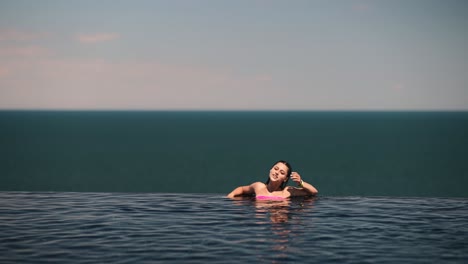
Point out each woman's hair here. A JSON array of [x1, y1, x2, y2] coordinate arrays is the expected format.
[[265, 160, 292, 190]]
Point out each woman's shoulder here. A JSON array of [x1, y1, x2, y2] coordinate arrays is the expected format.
[[250, 182, 266, 189], [250, 181, 265, 187]]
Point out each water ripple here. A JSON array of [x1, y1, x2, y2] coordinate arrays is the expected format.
[[1, 192, 467, 263]]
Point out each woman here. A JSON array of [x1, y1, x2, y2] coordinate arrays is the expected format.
[[227, 160, 318, 199]]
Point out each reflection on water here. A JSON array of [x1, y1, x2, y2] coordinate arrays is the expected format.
[[230, 196, 316, 260], [254, 199, 291, 223], [255, 199, 292, 255]]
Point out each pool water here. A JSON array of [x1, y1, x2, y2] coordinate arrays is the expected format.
[[1, 192, 467, 263]]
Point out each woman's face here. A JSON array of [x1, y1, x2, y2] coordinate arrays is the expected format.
[[269, 162, 289, 184]]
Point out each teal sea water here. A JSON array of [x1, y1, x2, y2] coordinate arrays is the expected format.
[[1, 111, 467, 197]]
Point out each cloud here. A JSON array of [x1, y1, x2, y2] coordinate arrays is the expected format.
[[0, 66, 10, 77], [0, 46, 50, 57], [75, 33, 120, 44], [392, 83, 405, 91], [255, 74, 273, 82], [0, 28, 49, 42], [0, 56, 287, 109], [0, 57, 232, 108]]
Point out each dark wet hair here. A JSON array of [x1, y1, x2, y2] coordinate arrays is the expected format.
[[265, 160, 292, 190]]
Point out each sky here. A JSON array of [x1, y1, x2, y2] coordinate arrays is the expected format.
[[0, 0, 467, 110]]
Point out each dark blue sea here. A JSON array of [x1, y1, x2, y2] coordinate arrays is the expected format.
[[1, 111, 468, 262]]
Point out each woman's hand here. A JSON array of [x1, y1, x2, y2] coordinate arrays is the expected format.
[[290, 172, 302, 186], [288, 171, 319, 196]]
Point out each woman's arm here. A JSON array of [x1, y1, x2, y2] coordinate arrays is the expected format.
[[227, 184, 256, 198], [288, 172, 318, 196]]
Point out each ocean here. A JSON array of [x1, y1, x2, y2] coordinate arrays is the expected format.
[[1, 111, 467, 196], [1, 111, 468, 262]]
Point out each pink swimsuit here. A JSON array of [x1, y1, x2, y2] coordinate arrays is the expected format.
[[256, 195, 285, 200]]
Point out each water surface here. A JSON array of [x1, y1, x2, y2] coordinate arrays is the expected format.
[[1, 192, 467, 263]]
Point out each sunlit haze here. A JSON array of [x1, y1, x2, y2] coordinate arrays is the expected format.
[[0, 0, 467, 110]]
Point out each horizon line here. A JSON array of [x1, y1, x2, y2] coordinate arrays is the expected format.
[[1, 108, 468, 113]]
